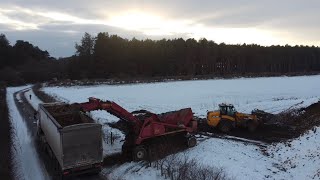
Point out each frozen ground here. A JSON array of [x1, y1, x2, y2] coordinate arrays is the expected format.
[[267, 127, 320, 180], [103, 162, 165, 180], [165, 126, 320, 180], [7, 87, 49, 180], [43, 75, 320, 179], [44, 75, 320, 118], [91, 112, 125, 156]]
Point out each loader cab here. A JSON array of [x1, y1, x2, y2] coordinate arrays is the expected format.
[[219, 104, 236, 117]]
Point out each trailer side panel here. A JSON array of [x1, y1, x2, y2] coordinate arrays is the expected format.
[[39, 105, 63, 165], [61, 124, 102, 170]]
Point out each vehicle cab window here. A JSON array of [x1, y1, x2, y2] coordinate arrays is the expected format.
[[219, 106, 227, 115], [227, 106, 236, 116]]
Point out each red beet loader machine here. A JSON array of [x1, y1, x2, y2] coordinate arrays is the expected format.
[[75, 97, 198, 161]]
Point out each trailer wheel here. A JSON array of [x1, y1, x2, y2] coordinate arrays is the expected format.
[[187, 136, 197, 148], [218, 120, 232, 133], [133, 146, 147, 161]]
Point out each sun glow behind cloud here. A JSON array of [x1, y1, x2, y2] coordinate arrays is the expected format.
[[107, 11, 193, 36], [107, 11, 280, 45]]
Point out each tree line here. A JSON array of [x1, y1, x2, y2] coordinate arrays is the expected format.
[[70, 32, 320, 79], [1, 32, 320, 85], [0, 34, 65, 85]]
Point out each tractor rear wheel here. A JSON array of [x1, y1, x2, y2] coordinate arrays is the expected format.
[[133, 146, 147, 161], [218, 120, 232, 133]]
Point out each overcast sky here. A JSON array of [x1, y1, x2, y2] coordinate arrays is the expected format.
[[1, 0, 319, 57]]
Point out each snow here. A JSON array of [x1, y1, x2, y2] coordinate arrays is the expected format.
[[16, 93, 22, 103], [43, 75, 320, 118], [267, 127, 320, 179], [42, 75, 320, 180], [7, 86, 49, 180], [172, 126, 320, 180], [24, 88, 42, 110], [100, 127, 320, 180], [91, 112, 125, 156], [103, 163, 165, 180], [177, 138, 277, 180]]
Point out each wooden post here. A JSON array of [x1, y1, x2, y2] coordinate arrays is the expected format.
[[111, 132, 113, 145]]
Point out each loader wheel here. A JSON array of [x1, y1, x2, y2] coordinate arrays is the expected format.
[[247, 121, 258, 132], [187, 136, 197, 148], [133, 146, 147, 161], [218, 120, 232, 133]]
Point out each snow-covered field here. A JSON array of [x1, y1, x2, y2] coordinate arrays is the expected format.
[[176, 126, 320, 180], [267, 127, 320, 179], [42, 75, 320, 179], [44, 75, 320, 117]]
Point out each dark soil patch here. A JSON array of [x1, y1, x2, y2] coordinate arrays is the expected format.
[[108, 119, 131, 135], [33, 83, 56, 103], [0, 84, 13, 180], [103, 153, 128, 166]]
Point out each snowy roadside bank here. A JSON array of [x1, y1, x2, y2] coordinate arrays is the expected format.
[[7, 87, 49, 180]]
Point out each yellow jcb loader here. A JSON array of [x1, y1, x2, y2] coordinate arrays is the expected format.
[[207, 103, 259, 133]]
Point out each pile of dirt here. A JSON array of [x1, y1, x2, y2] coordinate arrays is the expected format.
[[198, 101, 320, 143], [108, 119, 132, 135], [256, 102, 320, 141], [0, 85, 13, 180], [44, 104, 94, 127]]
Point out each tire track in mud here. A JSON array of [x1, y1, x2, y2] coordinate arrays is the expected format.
[[196, 132, 268, 148]]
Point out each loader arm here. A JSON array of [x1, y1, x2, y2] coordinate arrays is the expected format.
[[75, 97, 143, 129]]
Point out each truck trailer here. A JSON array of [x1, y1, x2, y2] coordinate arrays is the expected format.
[[36, 102, 103, 178]]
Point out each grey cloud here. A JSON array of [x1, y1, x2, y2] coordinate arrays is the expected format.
[[4, 30, 79, 57], [0, 24, 11, 31], [1, 0, 320, 56], [4, 23, 188, 57], [196, 0, 320, 28]]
